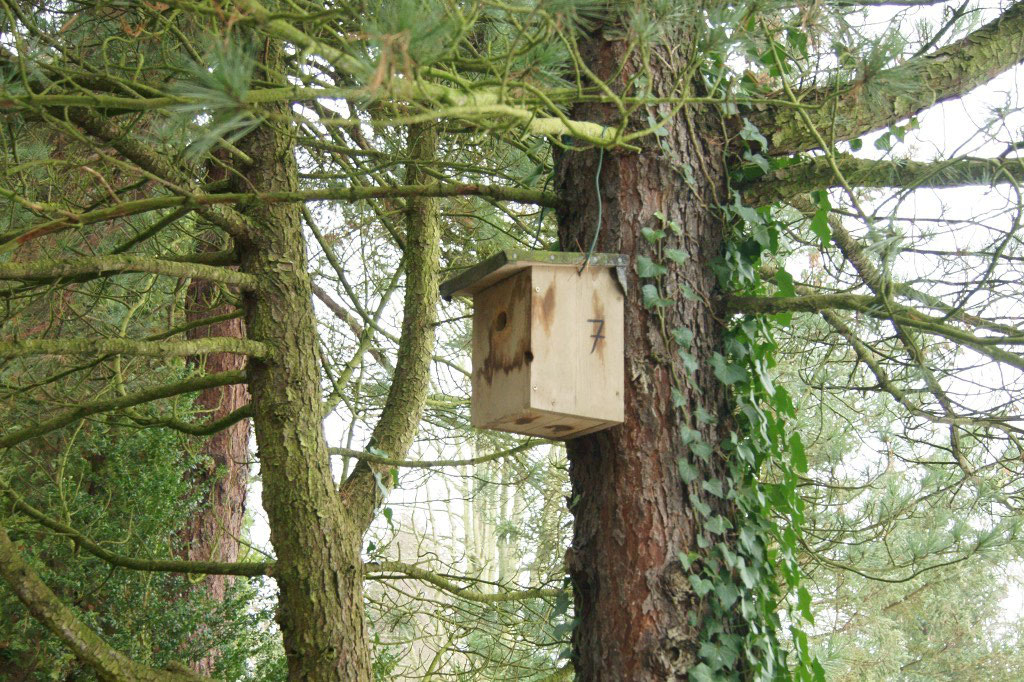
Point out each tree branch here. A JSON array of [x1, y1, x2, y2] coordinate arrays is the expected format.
[[365, 560, 563, 603], [725, 292, 877, 315], [0, 526, 209, 682], [231, 0, 619, 147], [0, 254, 255, 288], [329, 441, 538, 469], [0, 370, 246, 449], [752, 1, 1024, 154], [2, 183, 558, 252], [3, 489, 271, 577], [744, 155, 1024, 206], [0, 338, 267, 360], [340, 124, 442, 529]]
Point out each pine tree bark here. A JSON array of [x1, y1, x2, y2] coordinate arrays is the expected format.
[[235, 45, 372, 682], [555, 29, 742, 680], [180, 156, 250, 675]]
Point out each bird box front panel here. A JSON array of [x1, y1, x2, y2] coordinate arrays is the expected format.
[[470, 268, 533, 429], [528, 265, 624, 435]]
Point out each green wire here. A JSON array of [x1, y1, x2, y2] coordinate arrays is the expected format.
[[579, 147, 604, 274]]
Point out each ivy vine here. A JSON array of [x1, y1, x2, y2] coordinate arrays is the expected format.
[[637, 118, 825, 681]]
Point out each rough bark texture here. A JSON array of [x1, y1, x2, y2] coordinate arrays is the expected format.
[[237, 45, 371, 681], [341, 123, 441, 532], [180, 180, 251, 672], [555, 29, 741, 680]]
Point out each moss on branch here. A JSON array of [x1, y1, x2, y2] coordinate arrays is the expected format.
[[0, 254, 255, 288], [0, 370, 246, 449], [752, 2, 1024, 154], [0, 338, 267, 360], [0, 526, 209, 682], [744, 155, 1024, 206]]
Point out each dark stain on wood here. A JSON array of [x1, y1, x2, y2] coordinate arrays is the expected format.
[[539, 281, 557, 333], [516, 415, 539, 425], [477, 270, 532, 385]]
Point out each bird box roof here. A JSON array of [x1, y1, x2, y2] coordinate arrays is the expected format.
[[440, 250, 628, 300]]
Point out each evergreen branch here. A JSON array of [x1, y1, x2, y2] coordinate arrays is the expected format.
[[341, 123, 442, 530], [726, 294, 1024, 372], [0, 526, 209, 682], [0, 254, 255, 288], [0, 370, 246, 450], [0, 338, 267, 360], [365, 560, 564, 603], [231, 0, 619, 146], [66, 110, 255, 240], [744, 155, 1024, 206], [2, 183, 557, 249], [752, 1, 1024, 153], [129, 404, 253, 436], [2, 489, 271, 577], [328, 440, 537, 469]]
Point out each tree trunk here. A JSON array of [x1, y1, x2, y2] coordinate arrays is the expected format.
[[180, 159, 250, 675], [555, 30, 742, 680], [236, 45, 372, 682]]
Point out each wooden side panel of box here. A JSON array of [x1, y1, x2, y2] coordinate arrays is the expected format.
[[470, 268, 532, 429]]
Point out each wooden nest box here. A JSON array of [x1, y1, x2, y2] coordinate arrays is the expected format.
[[441, 250, 627, 440]]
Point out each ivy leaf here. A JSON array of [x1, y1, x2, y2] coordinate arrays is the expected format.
[[797, 586, 815, 624], [790, 432, 808, 473], [690, 663, 714, 682], [739, 564, 758, 588], [689, 574, 714, 598], [642, 284, 672, 308], [739, 117, 769, 150], [711, 353, 747, 385], [703, 478, 724, 498], [641, 227, 666, 243], [672, 327, 694, 348], [716, 582, 740, 609], [636, 255, 667, 278], [678, 349, 699, 372], [680, 426, 701, 445], [678, 459, 699, 484], [665, 248, 690, 265], [774, 269, 795, 297], [679, 283, 700, 302], [809, 190, 832, 245], [743, 150, 771, 173], [695, 407, 715, 424], [810, 208, 830, 245], [691, 441, 713, 461], [706, 514, 732, 534], [694, 499, 713, 517]]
